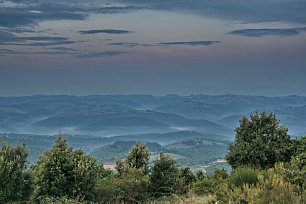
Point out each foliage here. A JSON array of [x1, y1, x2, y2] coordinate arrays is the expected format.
[[0, 143, 33, 203], [229, 167, 259, 188], [284, 152, 306, 190], [150, 152, 179, 197], [193, 178, 216, 196], [192, 169, 228, 196], [293, 136, 306, 156], [175, 167, 196, 195], [94, 176, 120, 204], [195, 170, 205, 180], [226, 112, 293, 169], [39, 196, 95, 204], [212, 168, 229, 180], [116, 168, 150, 203], [116, 143, 151, 176], [32, 136, 99, 201], [217, 164, 304, 204], [126, 143, 151, 175]]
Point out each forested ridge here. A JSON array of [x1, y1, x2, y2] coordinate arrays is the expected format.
[[0, 112, 305, 203]]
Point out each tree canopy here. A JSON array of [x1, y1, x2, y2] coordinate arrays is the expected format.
[[125, 143, 150, 175], [0, 143, 33, 203], [226, 112, 293, 169], [150, 152, 179, 197], [32, 136, 99, 201]]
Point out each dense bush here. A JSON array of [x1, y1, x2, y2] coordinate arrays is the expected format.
[[39, 196, 95, 204], [125, 143, 150, 175], [217, 164, 304, 204], [116, 168, 150, 203], [284, 152, 306, 191], [229, 167, 259, 188], [226, 112, 293, 169], [150, 152, 179, 197], [0, 143, 33, 203], [193, 169, 228, 196], [175, 167, 196, 195], [193, 178, 216, 196], [32, 136, 99, 201]]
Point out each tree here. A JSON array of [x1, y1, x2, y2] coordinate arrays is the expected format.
[[226, 112, 293, 169], [32, 136, 99, 201], [150, 152, 179, 197], [116, 168, 150, 203], [293, 136, 306, 156], [116, 143, 151, 176], [285, 151, 306, 190], [176, 167, 196, 194], [126, 143, 150, 175], [0, 143, 33, 203]]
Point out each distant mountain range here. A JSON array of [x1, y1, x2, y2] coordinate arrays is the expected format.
[[0, 131, 229, 163], [0, 94, 306, 136]]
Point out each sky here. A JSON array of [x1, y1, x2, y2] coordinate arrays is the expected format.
[[0, 0, 306, 96]]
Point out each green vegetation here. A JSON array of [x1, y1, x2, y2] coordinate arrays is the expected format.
[[119, 143, 151, 175], [0, 143, 33, 203], [0, 111, 305, 203], [150, 152, 179, 197], [226, 112, 293, 169], [32, 135, 99, 202]]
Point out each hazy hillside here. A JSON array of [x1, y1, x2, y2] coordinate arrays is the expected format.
[[0, 131, 227, 162], [90, 138, 230, 169], [1, 94, 306, 136]]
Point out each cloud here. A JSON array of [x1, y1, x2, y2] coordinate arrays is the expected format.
[[79, 29, 134, 35], [0, 48, 70, 56], [108, 41, 218, 47], [48, 47, 78, 51], [228, 28, 306, 37], [108, 42, 154, 47], [0, 30, 76, 46], [114, 0, 306, 25], [1, 0, 306, 31], [75, 50, 127, 58], [158, 41, 219, 46], [0, 1, 143, 29], [0, 4, 85, 28], [8, 41, 76, 46], [0, 48, 17, 55], [90, 5, 145, 14]]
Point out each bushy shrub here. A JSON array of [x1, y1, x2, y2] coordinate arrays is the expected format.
[[229, 167, 259, 188], [217, 165, 303, 204], [193, 178, 215, 196], [175, 167, 196, 195], [116, 168, 150, 203], [39, 196, 95, 204], [213, 168, 229, 180], [193, 169, 228, 196], [32, 136, 99, 201], [150, 152, 179, 198], [226, 112, 293, 169], [94, 177, 120, 204], [0, 143, 33, 203], [285, 152, 306, 190]]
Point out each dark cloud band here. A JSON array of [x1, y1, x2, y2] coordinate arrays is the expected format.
[[228, 28, 306, 37], [79, 29, 134, 35], [158, 41, 219, 46], [75, 50, 127, 58]]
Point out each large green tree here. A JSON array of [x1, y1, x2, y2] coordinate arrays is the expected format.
[[226, 112, 293, 169], [150, 152, 179, 197], [0, 143, 33, 203], [32, 136, 99, 201], [126, 143, 150, 174], [116, 143, 151, 175]]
